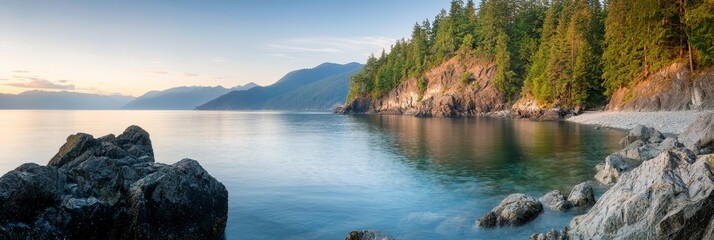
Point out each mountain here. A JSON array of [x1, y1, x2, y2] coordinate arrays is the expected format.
[[197, 62, 363, 110], [122, 83, 258, 110], [0, 90, 135, 109]]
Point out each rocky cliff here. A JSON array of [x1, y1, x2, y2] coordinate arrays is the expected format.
[[608, 63, 714, 111], [0, 126, 228, 239], [338, 57, 509, 117], [531, 113, 714, 240]]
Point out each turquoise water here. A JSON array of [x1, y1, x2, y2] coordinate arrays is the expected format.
[[0, 110, 623, 239]]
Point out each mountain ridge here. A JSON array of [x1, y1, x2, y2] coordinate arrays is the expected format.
[[197, 62, 363, 111]]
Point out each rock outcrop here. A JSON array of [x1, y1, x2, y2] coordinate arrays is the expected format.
[[509, 96, 582, 121], [566, 182, 595, 208], [0, 126, 228, 239], [595, 125, 672, 185], [529, 228, 569, 240], [608, 63, 714, 111], [539, 190, 571, 212], [338, 57, 510, 117], [568, 150, 714, 239], [344, 230, 394, 240], [679, 112, 714, 154], [477, 193, 543, 228]]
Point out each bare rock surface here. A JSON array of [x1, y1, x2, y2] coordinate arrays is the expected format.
[[567, 182, 595, 208], [539, 190, 571, 212], [568, 150, 714, 239], [477, 193, 543, 228], [344, 230, 394, 240], [0, 125, 228, 239]]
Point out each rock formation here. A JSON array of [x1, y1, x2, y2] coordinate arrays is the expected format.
[[566, 182, 595, 208], [608, 63, 714, 111], [477, 193, 543, 228], [595, 125, 671, 185], [0, 126, 228, 239], [539, 190, 572, 212], [344, 230, 394, 240], [569, 150, 713, 239], [338, 57, 510, 117]]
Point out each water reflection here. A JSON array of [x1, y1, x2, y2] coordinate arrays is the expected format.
[[351, 114, 623, 196]]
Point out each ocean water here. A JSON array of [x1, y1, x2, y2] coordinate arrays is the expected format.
[[0, 110, 624, 239]]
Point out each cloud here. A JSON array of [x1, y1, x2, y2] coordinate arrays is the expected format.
[[4, 76, 75, 90], [183, 72, 199, 77], [12, 70, 31, 74], [57, 79, 70, 83], [266, 36, 396, 58]]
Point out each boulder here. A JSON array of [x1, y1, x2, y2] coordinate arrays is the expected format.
[[679, 113, 714, 153], [0, 126, 228, 239], [619, 124, 665, 146], [344, 230, 394, 240], [529, 228, 569, 240], [594, 153, 643, 185], [595, 130, 685, 185], [477, 193, 543, 228], [539, 190, 571, 211], [568, 150, 714, 239], [567, 182, 595, 207]]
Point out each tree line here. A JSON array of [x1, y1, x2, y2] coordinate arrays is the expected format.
[[347, 0, 714, 108]]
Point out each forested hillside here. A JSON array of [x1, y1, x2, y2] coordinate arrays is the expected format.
[[345, 0, 714, 112]]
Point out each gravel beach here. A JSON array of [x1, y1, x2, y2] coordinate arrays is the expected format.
[[566, 110, 714, 134]]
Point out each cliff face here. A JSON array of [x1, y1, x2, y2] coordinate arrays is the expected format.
[[340, 57, 509, 117], [608, 63, 714, 111]]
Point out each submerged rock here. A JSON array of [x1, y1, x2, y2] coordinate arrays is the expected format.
[[566, 182, 595, 208], [344, 230, 394, 240], [0, 125, 228, 239], [539, 190, 571, 212], [477, 193, 543, 228], [529, 228, 569, 240], [568, 150, 714, 239]]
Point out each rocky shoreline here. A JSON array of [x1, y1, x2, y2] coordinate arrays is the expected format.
[[346, 113, 714, 239], [0, 126, 228, 239], [567, 110, 714, 134]]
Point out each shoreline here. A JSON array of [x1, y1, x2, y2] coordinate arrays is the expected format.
[[565, 110, 714, 134]]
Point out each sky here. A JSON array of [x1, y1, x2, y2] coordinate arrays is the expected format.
[[0, 0, 451, 97]]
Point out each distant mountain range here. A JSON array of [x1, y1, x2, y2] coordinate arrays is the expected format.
[[122, 83, 258, 110], [0, 91, 135, 109], [196, 62, 363, 110]]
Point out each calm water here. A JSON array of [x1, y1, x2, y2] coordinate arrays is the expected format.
[[0, 110, 624, 239]]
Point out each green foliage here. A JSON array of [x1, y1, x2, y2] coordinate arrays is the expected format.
[[347, 0, 714, 107], [602, 0, 714, 95], [461, 72, 471, 84], [523, 0, 604, 107], [686, 1, 714, 67]]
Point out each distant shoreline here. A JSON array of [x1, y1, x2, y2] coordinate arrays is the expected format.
[[566, 110, 714, 134]]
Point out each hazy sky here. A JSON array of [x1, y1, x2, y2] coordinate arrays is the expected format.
[[0, 0, 451, 96]]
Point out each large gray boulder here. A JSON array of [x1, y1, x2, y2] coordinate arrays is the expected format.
[[539, 190, 571, 212], [344, 230, 394, 240], [620, 124, 665, 145], [0, 126, 228, 239], [568, 150, 714, 239], [679, 113, 714, 153], [529, 228, 569, 240], [567, 182, 595, 208], [477, 193, 543, 228], [595, 153, 644, 185]]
